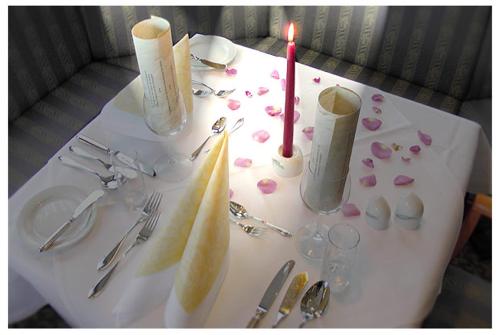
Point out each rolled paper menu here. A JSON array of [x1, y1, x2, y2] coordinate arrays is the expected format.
[[301, 86, 361, 213], [132, 16, 185, 134], [113, 132, 229, 327]]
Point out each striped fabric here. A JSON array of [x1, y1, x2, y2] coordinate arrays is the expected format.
[[79, 6, 270, 60], [8, 6, 91, 121], [235, 37, 461, 114], [9, 62, 138, 196], [268, 6, 491, 101], [466, 13, 491, 100]]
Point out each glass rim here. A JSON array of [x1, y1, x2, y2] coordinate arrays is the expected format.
[[327, 223, 360, 250]]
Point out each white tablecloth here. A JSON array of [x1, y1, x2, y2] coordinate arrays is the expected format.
[[8, 40, 489, 327]]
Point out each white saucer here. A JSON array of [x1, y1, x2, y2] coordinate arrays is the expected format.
[[16, 185, 98, 253], [190, 35, 237, 70]]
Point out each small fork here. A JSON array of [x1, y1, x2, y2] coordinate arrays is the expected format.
[[96, 192, 163, 271], [88, 211, 161, 299]]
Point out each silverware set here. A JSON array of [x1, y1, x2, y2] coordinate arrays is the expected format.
[[230, 201, 292, 238], [88, 192, 163, 298], [247, 260, 330, 328], [192, 80, 235, 98]]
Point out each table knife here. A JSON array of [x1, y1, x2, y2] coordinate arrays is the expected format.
[[246, 260, 295, 328], [78, 135, 157, 177], [191, 53, 227, 70], [272, 272, 309, 328], [39, 189, 105, 252]]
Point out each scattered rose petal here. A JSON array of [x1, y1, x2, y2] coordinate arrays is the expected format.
[[294, 96, 300, 105], [359, 174, 377, 187], [418, 130, 432, 146], [372, 106, 382, 114], [234, 157, 252, 168], [225, 67, 237, 76], [362, 158, 374, 169], [362, 117, 382, 131], [401, 156, 411, 163], [280, 110, 300, 123], [372, 94, 384, 103], [257, 87, 269, 96], [394, 175, 415, 186], [245, 90, 253, 97], [281, 79, 286, 91], [371, 141, 392, 159], [265, 105, 282, 117], [252, 130, 270, 143], [229, 188, 234, 199], [391, 143, 403, 151], [342, 203, 361, 217], [313, 77, 321, 83], [409, 145, 421, 154], [257, 178, 277, 194], [302, 127, 314, 141], [227, 99, 241, 110], [271, 69, 280, 79]]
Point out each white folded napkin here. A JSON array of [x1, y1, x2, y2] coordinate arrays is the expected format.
[[113, 132, 229, 327]]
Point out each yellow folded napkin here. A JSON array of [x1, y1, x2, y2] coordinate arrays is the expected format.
[[114, 132, 229, 327]]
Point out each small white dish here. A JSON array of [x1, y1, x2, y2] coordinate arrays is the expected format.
[[189, 34, 237, 70], [394, 192, 424, 230], [365, 196, 391, 230], [16, 185, 97, 253]]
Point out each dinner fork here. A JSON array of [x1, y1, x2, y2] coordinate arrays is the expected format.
[[96, 192, 163, 271], [88, 211, 161, 299]]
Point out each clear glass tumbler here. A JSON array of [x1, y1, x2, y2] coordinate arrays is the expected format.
[[321, 223, 360, 294]]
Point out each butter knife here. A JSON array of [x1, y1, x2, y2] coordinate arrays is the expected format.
[[247, 260, 295, 328], [191, 53, 227, 70], [39, 189, 105, 252], [78, 135, 157, 177], [272, 272, 309, 328]]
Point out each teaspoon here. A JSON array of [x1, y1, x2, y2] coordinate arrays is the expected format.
[[229, 201, 292, 237], [190, 117, 226, 161], [299, 281, 330, 328]]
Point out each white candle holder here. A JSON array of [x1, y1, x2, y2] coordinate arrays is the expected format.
[[272, 145, 303, 178]]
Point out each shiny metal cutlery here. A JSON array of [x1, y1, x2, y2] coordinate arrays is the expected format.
[[299, 281, 330, 328], [190, 53, 227, 70], [39, 189, 105, 252], [247, 260, 295, 328], [203, 118, 244, 154], [192, 80, 235, 98], [272, 272, 309, 327], [190, 117, 226, 161], [230, 201, 292, 238], [96, 192, 163, 271], [230, 218, 266, 237], [88, 211, 161, 299], [78, 135, 157, 177]]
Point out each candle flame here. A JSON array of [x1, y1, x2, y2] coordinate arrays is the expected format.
[[288, 23, 294, 42]]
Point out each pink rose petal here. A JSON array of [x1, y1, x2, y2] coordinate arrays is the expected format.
[[257, 178, 277, 194], [245, 90, 253, 97], [294, 96, 300, 105], [225, 67, 237, 76], [341, 203, 361, 217], [409, 145, 421, 154], [359, 174, 377, 187], [271, 69, 280, 79], [372, 106, 382, 114], [252, 130, 270, 143], [281, 79, 286, 91], [371, 141, 392, 159], [362, 117, 382, 131], [313, 77, 321, 83], [302, 127, 314, 141], [234, 157, 252, 168], [280, 110, 300, 123], [257, 87, 269, 96], [229, 188, 234, 199], [372, 94, 384, 103], [401, 156, 411, 163], [362, 158, 374, 169], [394, 175, 414, 186], [418, 130, 432, 146], [265, 105, 282, 117], [227, 99, 241, 110]]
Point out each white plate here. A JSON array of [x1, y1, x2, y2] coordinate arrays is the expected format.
[[189, 35, 237, 70], [16, 185, 98, 253]]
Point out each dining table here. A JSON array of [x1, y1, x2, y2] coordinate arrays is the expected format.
[[8, 34, 491, 328]]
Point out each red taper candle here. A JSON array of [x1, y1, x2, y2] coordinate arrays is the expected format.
[[282, 23, 295, 158]]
